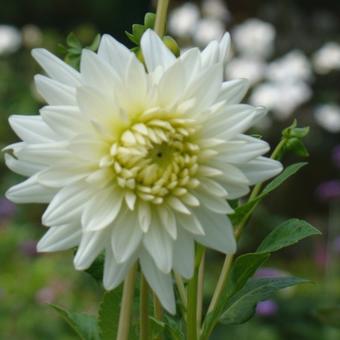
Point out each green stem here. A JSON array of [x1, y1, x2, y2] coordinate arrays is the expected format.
[[187, 246, 204, 340], [153, 293, 163, 340], [175, 271, 188, 308], [197, 250, 206, 334], [117, 264, 137, 340], [203, 138, 287, 338], [140, 274, 149, 340], [154, 0, 170, 37]]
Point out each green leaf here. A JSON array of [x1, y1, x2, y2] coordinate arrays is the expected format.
[[87, 34, 101, 52], [50, 304, 100, 340], [125, 31, 139, 44], [85, 253, 104, 283], [257, 219, 321, 254], [67, 32, 82, 49], [220, 277, 309, 325], [261, 162, 307, 196], [98, 287, 122, 340], [226, 253, 270, 297], [132, 24, 146, 43], [315, 306, 340, 328], [229, 162, 308, 226], [144, 12, 156, 29]]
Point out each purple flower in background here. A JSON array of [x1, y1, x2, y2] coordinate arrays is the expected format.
[[256, 300, 278, 316], [316, 180, 340, 201], [332, 236, 340, 253], [332, 145, 340, 169], [255, 267, 286, 278], [0, 197, 16, 220], [19, 240, 38, 257]]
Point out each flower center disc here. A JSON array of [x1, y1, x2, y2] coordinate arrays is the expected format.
[[110, 116, 201, 205]]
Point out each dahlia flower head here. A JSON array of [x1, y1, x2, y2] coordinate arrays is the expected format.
[[4, 29, 282, 313]]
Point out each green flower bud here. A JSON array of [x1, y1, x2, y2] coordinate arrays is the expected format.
[[162, 36, 180, 57]]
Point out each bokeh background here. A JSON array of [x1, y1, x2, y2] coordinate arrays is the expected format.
[[1, 0, 339, 339]]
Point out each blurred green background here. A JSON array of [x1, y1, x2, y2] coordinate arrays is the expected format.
[[0, 0, 339, 339]]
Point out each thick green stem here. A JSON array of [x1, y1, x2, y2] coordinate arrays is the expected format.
[[187, 246, 204, 340], [140, 275, 149, 340], [117, 264, 137, 340], [154, 0, 170, 37], [203, 138, 287, 338]]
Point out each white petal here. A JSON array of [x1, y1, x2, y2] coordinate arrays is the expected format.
[[4, 153, 43, 177], [179, 47, 201, 84], [37, 161, 93, 187], [182, 63, 223, 112], [98, 34, 133, 79], [194, 189, 233, 214], [218, 32, 231, 63], [194, 208, 236, 254], [205, 105, 266, 140], [42, 182, 92, 226], [138, 201, 152, 232], [6, 176, 56, 203], [74, 231, 108, 270], [238, 157, 283, 185], [82, 187, 123, 231], [158, 206, 177, 239], [80, 49, 120, 96], [103, 245, 136, 290], [143, 214, 173, 273], [140, 250, 176, 314], [173, 229, 194, 279], [216, 79, 249, 105], [201, 40, 220, 68], [111, 210, 143, 263], [140, 29, 176, 72], [14, 142, 71, 165], [158, 60, 185, 108], [177, 212, 205, 235], [32, 48, 81, 86], [218, 136, 269, 164], [9, 115, 58, 143], [37, 224, 81, 252], [34, 75, 76, 105], [40, 106, 91, 138]]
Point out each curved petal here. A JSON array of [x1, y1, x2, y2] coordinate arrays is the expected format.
[[140, 250, 176, 314], [6, 176, 56, 203], [143, 213, 173, 273], [34, 75, 76, 105], [140, 29, 175, 72], [216, 79, 249, 105], [238, 157, 283, 185], [32, 48, 81, 86], [4, 153, 43, 177], [173, 229, 195, 279], [37, 223, 81, 252], [194, 207, 236, 254], [74, 230, 108, 270]]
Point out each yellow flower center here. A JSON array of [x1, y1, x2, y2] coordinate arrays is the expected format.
[[110, 116, 201, 205]]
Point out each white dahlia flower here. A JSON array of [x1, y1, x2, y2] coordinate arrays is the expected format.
[[4, 29, 282, 313]]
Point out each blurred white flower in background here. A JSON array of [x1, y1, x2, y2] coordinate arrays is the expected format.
[[232, 19, 276, 59], [312, 42, 340, 74], [314, 104, 340, 133], [226, 57, 266, 85], [193, 17, 224, 46], [0, 25, 21, 55], [202, 0, 231, 22], [250, 82, 312, 120], [266, 50, 312, 83], [168, 3, 200, 38]]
